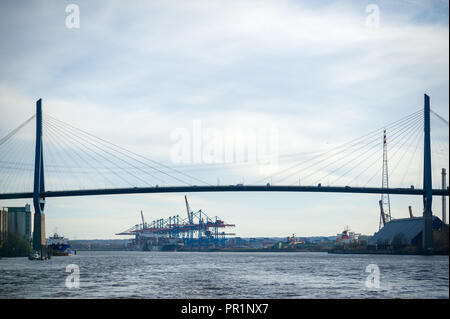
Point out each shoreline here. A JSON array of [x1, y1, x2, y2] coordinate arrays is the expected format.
[[67, 248, 449, 255]]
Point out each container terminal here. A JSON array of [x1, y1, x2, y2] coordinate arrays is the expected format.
[[116, 196, 235, 251]]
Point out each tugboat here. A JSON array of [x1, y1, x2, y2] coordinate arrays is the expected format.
[[46, 233, 73, 256]]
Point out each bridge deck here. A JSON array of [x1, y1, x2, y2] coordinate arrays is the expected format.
[[0, 185, 448, 200]]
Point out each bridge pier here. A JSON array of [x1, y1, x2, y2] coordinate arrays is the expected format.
[[32, 98, 46, 256], [422, 94, 433, 252]]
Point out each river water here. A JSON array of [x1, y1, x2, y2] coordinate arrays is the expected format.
[[0, 251, 448, 298]]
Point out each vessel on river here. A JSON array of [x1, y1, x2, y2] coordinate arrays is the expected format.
[[46, 233, 73, 256]]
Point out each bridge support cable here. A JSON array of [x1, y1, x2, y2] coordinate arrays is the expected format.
[[253, 109, 423, 185], [0, 115, 35, 146], [43, 119, 153, 188], [399, 124, 424, 186], [333, 116, 423, 187], [329, 118, 423, 188], [0, 115, 35, 193], [0, 133, 34, 193], [42, 126, 71, 191], [306, 112, 424, 186], [431, 109, 449, 126], [357, 116, 424, 188], [43, 118, 161, 187], [388, 120, 424, 182], [44, 120, 119, 190], [43, 114, 211, 187], [430, 109, 449, 191], [44, 117, 189, 187], [268, 111, 424, 186], [362, 120, 424, 188], [311, 115, 424, 187], [280, 118, 421, 185]]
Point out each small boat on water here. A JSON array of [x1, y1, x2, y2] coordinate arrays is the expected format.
[[28, 251, 41, 260], [46, 233, 73, 256], [28, 251, 49, 260]]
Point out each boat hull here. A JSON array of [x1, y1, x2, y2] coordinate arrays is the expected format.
[[49, 244, 73, 256]]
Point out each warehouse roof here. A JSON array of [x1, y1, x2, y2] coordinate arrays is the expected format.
[[369, 216, 444, 246]]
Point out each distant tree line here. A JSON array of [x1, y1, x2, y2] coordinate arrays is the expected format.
[[0, 232, 32, 257]]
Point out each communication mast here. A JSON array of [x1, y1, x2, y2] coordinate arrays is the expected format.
[[379, 129, 392, 230]]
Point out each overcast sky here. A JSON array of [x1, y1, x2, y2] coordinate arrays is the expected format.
[[0, 0, 448, 239]]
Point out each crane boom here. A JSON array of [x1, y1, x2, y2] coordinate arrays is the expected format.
[[140, 210, 146, 229], [185, 195, 192, 224]]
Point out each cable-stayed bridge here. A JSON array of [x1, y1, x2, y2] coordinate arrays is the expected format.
[[0, 95, 448, 253]]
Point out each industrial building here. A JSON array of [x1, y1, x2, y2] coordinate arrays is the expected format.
[[369, 216, 448, 249], [0, 204, 32, 242]]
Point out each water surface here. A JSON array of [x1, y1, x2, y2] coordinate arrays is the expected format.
[[0, 251, 448, 298]]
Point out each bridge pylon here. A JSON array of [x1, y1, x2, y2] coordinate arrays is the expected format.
[[422, 94, 433, 252], [32, 98, 46, 255]]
